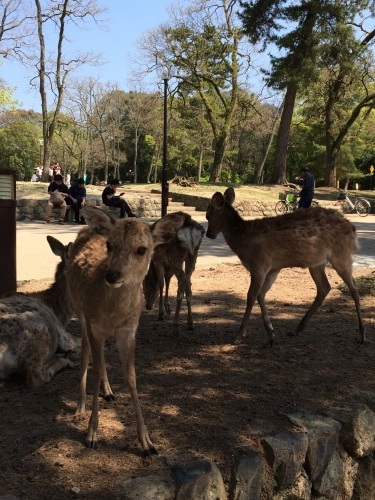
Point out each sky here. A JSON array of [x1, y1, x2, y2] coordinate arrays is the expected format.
[[2, 0, 184, 111]]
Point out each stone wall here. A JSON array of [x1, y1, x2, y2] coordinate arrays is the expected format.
[[16, 195, 164, 221], [120, 399, 375, 499], [15, 191, 365, 221]]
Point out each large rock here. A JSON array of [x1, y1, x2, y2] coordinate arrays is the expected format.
[[262, 431, 309, 490], [323, 404, 375, 458], [171, 458, 226, 500], [286, 412, 341, 481], [229, 449, 267, 499], [122, 475, 175, 499], [313, 447, 358, 499]]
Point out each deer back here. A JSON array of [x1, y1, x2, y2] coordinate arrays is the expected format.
[[143, 212, 205, 307], [206, 187, 358, 272]]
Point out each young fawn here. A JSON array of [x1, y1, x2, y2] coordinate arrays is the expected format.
[[206, 187, 366, 345], [67, 207, 184, 453], [143, 212, 205, 335], [0, 236, 79, 388]]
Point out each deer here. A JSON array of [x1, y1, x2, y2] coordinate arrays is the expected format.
[[0, 236, 79, 388], [66, 207, 185, 454], [205, 187, 366, 345], [143, 212, 205, 335]]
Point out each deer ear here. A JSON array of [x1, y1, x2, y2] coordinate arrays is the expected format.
[[46, 235, 65, 257], [150, 214, 185, 247], [224, 187, 235, 205], [82, 207, 115, 234], [211, 191, 225, 208]]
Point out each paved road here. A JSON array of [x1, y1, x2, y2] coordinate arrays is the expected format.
[[15, 214, 375, 282]]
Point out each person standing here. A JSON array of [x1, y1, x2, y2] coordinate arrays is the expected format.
[[45, 174, 69, 224], [101, 179, 137, 218], [67, 178, 86, 223], [295, 166, 315, 209]]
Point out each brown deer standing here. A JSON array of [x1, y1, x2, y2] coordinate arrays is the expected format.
[[143, 212, 205, 335], [66, 207, 184, 453], [0, 236, 79, 388], [206, 187, 366, 345]]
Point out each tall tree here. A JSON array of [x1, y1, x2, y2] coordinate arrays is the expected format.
[[139, 0, 250, 181], [32, 0, 104, 181], [239, 0, 372, 184]]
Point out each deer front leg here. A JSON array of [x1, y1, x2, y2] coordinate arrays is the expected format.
[[296, 266, 330, 335], [236, 273, 265, 344], [117, 330, 157, 456]]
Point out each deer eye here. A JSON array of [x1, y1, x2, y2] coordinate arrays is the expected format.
[[136, 246, 147, 256]]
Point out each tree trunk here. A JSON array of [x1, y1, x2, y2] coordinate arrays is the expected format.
[[209, 135, 227, 181], [254, 107, 281, 184], [272, 83, 298, 184], [197, 142, 203, 182]]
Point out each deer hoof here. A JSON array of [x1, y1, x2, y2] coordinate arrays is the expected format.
[[86, 438, 98, 449], [103, 393, 116, 402], [143, 445, 158, 457]]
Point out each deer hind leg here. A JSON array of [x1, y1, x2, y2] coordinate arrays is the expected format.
[[45, 357, 74, 381], [331, 260, 366, 343], [156, 266, 166, 320], [27, 357, 74, 388], [101, 342, 115, 402], [236, 272, 266, 344], [257, 270, 279, 346], [296, 265, 331, 334], [76, 324, 90, 415], [117, 330, 157, 456], [173, 269, 188, 336], [164, 271, 173, 316], [185, 273, 194, 331]]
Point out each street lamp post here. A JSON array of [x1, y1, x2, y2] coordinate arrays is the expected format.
[[161, 74, 169, 216], [157, 63, 173, 217]]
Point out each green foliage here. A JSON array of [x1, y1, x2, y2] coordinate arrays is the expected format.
[[0, 118, 40, 180]]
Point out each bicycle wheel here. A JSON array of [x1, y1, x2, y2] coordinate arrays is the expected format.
[[340, 201, 352, 214], [275, 201, 287, 215], [355, 199, 370, 216]]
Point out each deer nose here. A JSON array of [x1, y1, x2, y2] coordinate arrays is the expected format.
[[105, 271, 120, 284]]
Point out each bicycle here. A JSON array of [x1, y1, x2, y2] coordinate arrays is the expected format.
[[335, 191, 371, 217], [275, 189, 319, 215]]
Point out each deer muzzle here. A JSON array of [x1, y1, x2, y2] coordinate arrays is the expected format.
[[105, 271, 124, 288]]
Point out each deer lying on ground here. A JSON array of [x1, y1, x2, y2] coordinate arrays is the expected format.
[[143, 212, 205, 335], [206, 187, 366, 345], [66, 207, 184, 453], [0, 236, 79, 388]]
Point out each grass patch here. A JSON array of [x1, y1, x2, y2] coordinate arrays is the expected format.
[[339, 272, 375, 296]]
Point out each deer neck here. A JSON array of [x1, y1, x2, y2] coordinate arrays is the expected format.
[[221, 206, 247, 251], [33, 263, 74, 327]]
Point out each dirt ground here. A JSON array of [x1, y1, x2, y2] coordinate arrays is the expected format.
[[1, 265, 375, 499]]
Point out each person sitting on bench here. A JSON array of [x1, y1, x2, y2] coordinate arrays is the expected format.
[[101, 179, 137, 218], [45, 174, 69, 224]]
